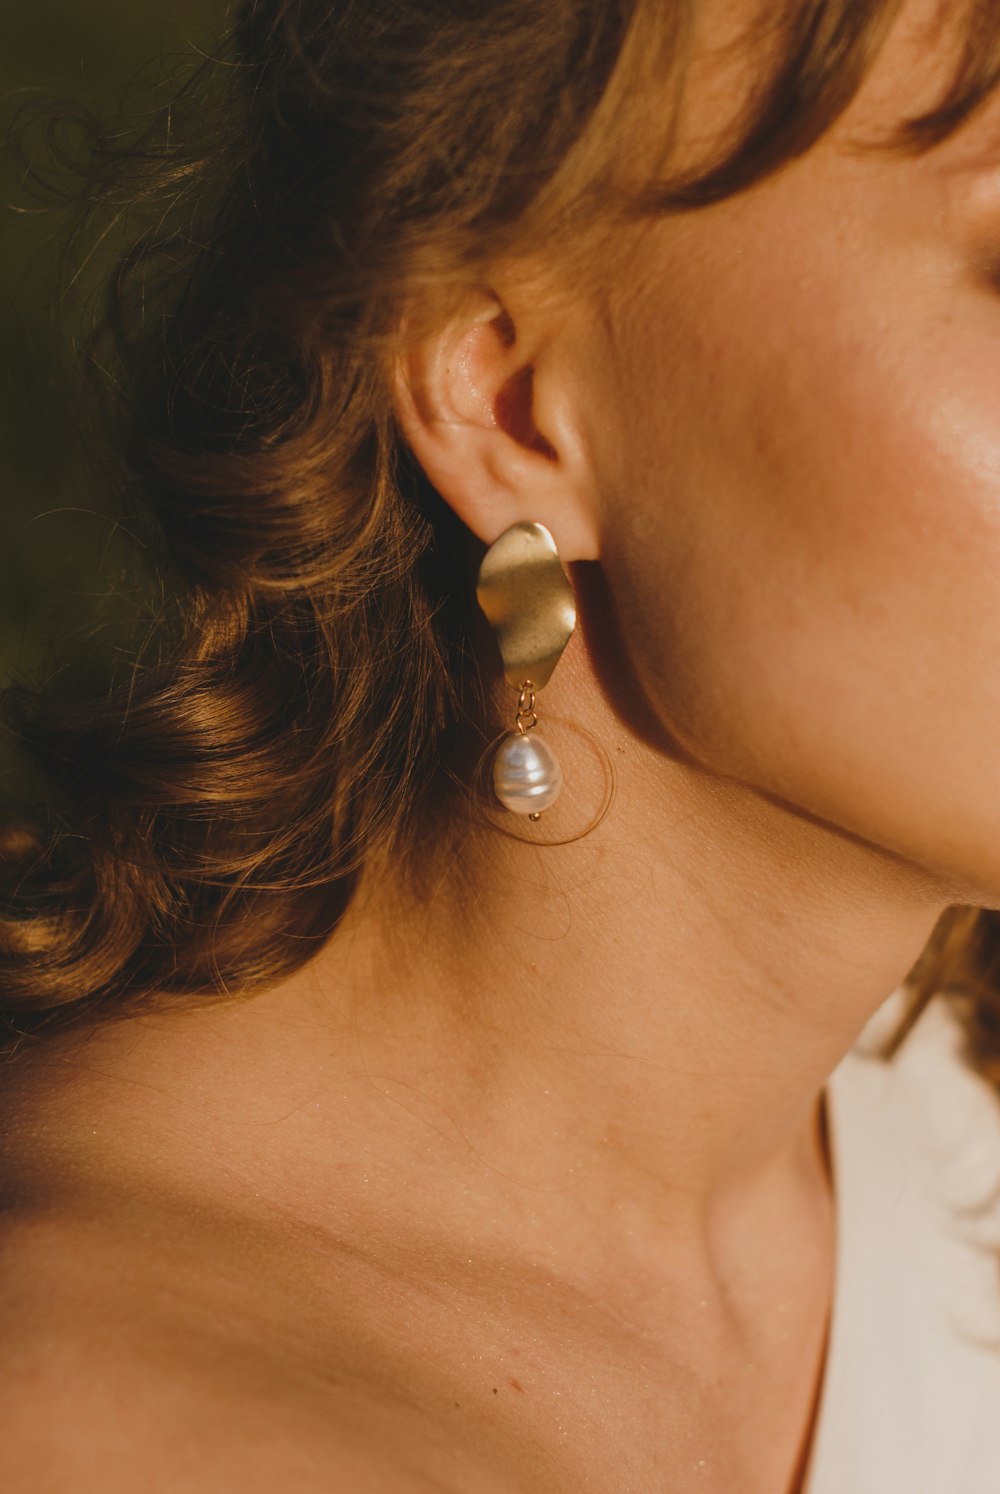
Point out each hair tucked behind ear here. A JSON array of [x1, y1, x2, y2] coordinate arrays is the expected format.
[[3, 0, 1000, 1070], [0, 0, 647, 1045]]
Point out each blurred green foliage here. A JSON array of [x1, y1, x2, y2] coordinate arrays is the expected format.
[[0, 0, 223, 689]]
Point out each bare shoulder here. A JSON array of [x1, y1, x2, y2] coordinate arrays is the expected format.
[[0, 1211, 444, 1494]]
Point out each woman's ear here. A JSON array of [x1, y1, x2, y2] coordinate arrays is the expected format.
[[392, 291, 601, 562]]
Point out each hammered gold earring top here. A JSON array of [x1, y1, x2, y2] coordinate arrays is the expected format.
[[475, 521, 576, 689], [475, 521, 576, 818]]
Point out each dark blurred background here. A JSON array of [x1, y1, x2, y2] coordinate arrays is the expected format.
[[1, 0, 223, 691]]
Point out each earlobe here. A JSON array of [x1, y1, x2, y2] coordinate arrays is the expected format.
[[391, 293, 601, 562]]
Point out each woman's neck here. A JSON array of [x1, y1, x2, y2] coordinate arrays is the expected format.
[[4, 640, 951, 1315]]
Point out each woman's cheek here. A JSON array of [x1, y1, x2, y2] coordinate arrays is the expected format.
[[600, 279, 1000, 899]]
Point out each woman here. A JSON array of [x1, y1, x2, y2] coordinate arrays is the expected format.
[[3, 0, 1000, 1488]]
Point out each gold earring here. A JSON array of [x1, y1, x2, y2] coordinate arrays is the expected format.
[[475, 521, 576, 820]]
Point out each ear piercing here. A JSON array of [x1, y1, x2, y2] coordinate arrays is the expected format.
[[475, 521, 576, 819]]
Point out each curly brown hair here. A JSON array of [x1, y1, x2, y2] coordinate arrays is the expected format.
[[3, 0, 1000, 1075]]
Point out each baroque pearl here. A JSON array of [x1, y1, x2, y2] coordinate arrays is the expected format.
[[492, 731, 563, 815]]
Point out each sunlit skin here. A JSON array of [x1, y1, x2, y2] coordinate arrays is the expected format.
[[2, 2, 999, 1491]]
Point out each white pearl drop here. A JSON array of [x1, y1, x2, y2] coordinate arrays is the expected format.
[[492, 731, 563, 815]]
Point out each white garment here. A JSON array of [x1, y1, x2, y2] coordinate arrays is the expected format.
[[804, 991, 1000, 1493]]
